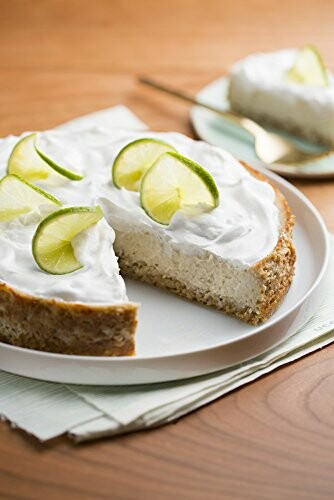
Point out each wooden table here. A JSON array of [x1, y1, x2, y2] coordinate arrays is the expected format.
[[0, 1, 333, 498]]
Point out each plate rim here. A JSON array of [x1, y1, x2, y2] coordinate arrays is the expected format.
[[190, 75, 334, 180], [0, 168, 329, 363]]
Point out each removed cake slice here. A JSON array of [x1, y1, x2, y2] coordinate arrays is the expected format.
[[228, 47, 334, 147]]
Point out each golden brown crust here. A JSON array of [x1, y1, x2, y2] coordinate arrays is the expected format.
[[236, 162, 296, 324], [0, 282, 138, 356]]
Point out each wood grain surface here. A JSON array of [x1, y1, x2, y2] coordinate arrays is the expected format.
[[0, 1, 334, 498]]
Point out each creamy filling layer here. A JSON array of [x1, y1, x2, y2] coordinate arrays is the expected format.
[[0, 129, 280, 303]]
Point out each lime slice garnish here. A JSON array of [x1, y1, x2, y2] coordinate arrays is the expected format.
[[285, 46, 328, 86], [140, 152, 219, 225], [7, 133, 51, 182], [35, 136, 84, 181], [7, 133, 84, 182], [32, 206, 103, 274], [112, 138, 177, 191], [0, 174, 61, 222]]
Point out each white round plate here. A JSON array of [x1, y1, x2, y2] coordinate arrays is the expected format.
[[191, 77, 334, 179], [0, 169, 329, 385]]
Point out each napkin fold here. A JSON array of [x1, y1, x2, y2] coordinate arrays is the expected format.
[[0, 106, 333, 443]]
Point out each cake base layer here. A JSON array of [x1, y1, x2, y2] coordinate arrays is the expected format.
[[115, 227, 295, 326], [0, 283, 137, 356]]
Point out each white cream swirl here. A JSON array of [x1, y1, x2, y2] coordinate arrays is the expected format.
[[0, 128, 280, 303]]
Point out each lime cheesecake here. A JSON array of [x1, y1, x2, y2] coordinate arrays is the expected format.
[[228, 47, 334, 147], [0, 128, 295, 355]]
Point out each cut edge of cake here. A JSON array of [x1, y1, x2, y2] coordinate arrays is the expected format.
[[114, 163, 296, 326]]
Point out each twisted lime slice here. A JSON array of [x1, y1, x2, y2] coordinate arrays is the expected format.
[[7, 133, 83, 182], [32, 206, 103, 274], [0, 174, 61, 222], [140, 152, 219, 225], [286, 46, 328, 86], [112, 138, 177, 191], [35, 137, 84, 181]]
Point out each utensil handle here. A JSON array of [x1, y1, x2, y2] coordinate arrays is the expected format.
[[139, 76, 216, 110], [139, 76, 263, 139]]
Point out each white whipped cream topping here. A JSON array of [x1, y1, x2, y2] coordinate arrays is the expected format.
[[229, 49, 334, 142], [0, 209, 127, 304], [0, 129, 280, 303]]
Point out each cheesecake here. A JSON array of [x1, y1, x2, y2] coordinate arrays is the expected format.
[[0, 129, 296, 355]]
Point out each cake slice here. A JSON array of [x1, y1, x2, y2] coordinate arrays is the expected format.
[[228, 48, 334, 147]]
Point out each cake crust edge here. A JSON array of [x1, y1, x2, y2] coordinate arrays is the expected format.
[[239, 162, 296, 324], [0, 282, 138, 356]]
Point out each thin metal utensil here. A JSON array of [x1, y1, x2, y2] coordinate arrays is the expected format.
[[139, 76, 332, 165]]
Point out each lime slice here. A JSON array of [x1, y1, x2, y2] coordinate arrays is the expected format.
[[7, 133, 51, 182], [7, 133, 84, 182], [285, 46, 328, 86], [32, 206, 103, 274], [112, 138, 177, 191], [140, 152, 219, 225], [0, 174, 61, 222], [35, 137, 84, 181]]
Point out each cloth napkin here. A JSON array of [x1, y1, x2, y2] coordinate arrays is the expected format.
[[0, 106, 333, 443]]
